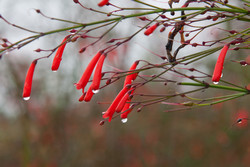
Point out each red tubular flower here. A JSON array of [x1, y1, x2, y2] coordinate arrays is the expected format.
[[22, 60, 38, 100], [84, 86, 94, 102], [103, 86, 130, 122], [115, 91, 131, 113], [120, 88, 135, 118], [91, 54, 106, 93], [144, 23, 159, 36], [78, 92, 86, 102], [98, 0, 109, 7], [123, 61, 139, 87], [212, 44, 229, 83], [75, 51, 103, 90], [120, 100, 133, 119], [51, 36, 69, 71]]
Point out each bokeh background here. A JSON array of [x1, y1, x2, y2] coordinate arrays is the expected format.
[[0, 0, 249, 166]]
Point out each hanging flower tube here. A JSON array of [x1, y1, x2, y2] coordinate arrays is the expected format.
[[91, 53, 106, 93], [51, 36, 70, 71], [22, 60, 38, 100], [212, 44, 230, 83], [75, 51, 103, 91]]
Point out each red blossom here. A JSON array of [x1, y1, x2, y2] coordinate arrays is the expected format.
[[75, 51, 103, 91], [51, 36, 69, 71], [120, 100, 133, 119], [22, 60, 38, 100], [115, 91, 131, 113], [103, 86, 130, 122], [144, 23, 159, 36], [91, 54, 106, 92], [123, 61, 139, 87], [212, 45, 229, 83], [98, 0, 109, 7], [78, 93, 86, 102], [120, 88, 135, 118], [84, 86, 94, 102]]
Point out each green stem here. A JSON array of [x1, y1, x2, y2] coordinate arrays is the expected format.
[[186, 92, 245, 102], [179, 82, 248, 93], [197, 93, 246, 106]]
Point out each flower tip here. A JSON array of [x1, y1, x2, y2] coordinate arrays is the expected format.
[[74, 83, 82, 90], [51, 68, 58, 72], [98, 0, 109, 7]]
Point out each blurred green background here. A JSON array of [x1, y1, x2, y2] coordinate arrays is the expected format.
[[0, 0, 249, 167]]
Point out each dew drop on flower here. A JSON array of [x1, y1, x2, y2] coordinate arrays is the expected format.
[[23, 97, 30, 101], [221, 73, 223, 78], [52, 70, 58, 73], [121, 118, 128, 123], [213, 82, 219, 84], [92, 89, 99, 94], [241, 64, 247, 67]]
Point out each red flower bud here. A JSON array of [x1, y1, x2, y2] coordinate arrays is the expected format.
[[22, 60, 38, 100], [144, 23, 158, 36], [75, 51, 103, 91], [120, 101, 132, 119], [212, 45, 229, 83], [115, 91, 131, 113], [91, 54, 106, 92], [84, 86, 94, 102], [51, 36, 69, 71], [103, 86, 130, 122], [98, 0, 109, 7], [124, 61, 139, 87], [78, 92, 86, 102]]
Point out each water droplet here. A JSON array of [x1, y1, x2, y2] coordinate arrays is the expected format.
[[213, 82, 219, 84], [92, 89, 99, 94], [221, 73, 223, 78], [241, 64, 247, 67], [121, 118, 128, 123], [52, 70, 57, 73], [235, 43, 240, 46], [23, 97, 30, 101], [102, 112, 106, 115]]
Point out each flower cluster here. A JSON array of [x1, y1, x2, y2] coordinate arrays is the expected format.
[[1, 0, 245, 125]]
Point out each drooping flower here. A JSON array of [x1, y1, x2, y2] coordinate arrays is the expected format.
[[75, 51, 103, 91], [78, 92, 86, 102], [123, 61, 139, 87], [144, 23, 159, 36], [51, 36, 69, 71], [115, 91, 131, 113], [84, 86, 94, 102], [212, 44, 230, 83], [120, 88, 135, 118], [98, 0, 109, 7], [103, 85, 131, 122], [120, 100, 133, 119], [91, 54, 106, 93], [22, 60, 38, 100]]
